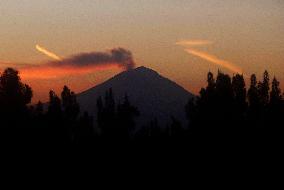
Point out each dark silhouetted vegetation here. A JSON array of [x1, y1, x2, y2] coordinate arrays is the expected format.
[[185, 70, 284, 149], [0, 67, 283, 150]]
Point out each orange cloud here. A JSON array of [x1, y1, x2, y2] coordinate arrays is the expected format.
[[36, 44, 62, 61], [176, 40, 213, 47], [185, 48, 243, 74]]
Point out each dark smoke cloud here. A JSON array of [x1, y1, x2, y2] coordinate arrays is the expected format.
[[48, 48, 135, 70]]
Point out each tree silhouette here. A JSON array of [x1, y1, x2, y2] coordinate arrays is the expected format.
[[247, 74, 261, 129], [193, 71, 236, 136], [0, 68, 33, 145], [61, 85, 80, 120], [199, 72, 216, 110], [0, 66, 33, 151], [48, 90, 62, 120], [270, 77, 282, 106], [257, 71, 270, 128], [232, 74, 247, 115], [258, 70, 270, 106], [46, 90, 64, 143], [248, 74, 260, 109], [193, 72, 217, 131], [185, 69, 284, 147], [0, 68, 32, 117], [60, 86, 81, 143], [268, 77, 283, 133]]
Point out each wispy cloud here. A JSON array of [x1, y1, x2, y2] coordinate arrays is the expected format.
[[36, 44, 62, 61], [176, 40, 213, 47], [185, 48, 243, 74], [176, 39, 244, 74]]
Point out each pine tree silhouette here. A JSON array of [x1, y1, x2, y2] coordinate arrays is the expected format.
[[232, 74, 247, 115], [248, 74, 259, 108], [268, 77, 283, 134], [270, 77, 282, 106], [258, 70, 270, 106]]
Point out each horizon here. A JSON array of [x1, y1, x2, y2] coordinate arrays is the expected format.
[[1, 1, 284, 102], [0, 65, 275, 104]]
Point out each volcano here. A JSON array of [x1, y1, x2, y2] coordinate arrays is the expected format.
[[77, 66, 194, 129]]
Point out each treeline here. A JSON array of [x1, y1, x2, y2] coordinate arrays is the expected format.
[[0, 68, 94, 146], [186, 71, 284, 146], [0, 68, 142, 147], [0, 67, 283, 148]]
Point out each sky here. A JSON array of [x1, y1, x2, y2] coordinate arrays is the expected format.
[[1, 0, 284, 102]]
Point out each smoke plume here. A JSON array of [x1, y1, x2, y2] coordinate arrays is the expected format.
[[48, 48, 135, 70]]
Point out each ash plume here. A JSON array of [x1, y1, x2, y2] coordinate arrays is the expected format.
[[48, 48, 135, 70]]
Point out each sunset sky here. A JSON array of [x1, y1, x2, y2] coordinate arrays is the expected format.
[[1, 0, 284, 102]]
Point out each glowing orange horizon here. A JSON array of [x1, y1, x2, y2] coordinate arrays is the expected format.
[[19, 63, 121, 80]]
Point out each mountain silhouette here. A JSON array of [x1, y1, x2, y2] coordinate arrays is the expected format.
[[77, 66, 194, 130]]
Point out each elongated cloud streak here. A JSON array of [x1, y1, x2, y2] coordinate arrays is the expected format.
[[185, 48, 243, 74], [176, 40, 213, 47], [36, 45, 62, 61]]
